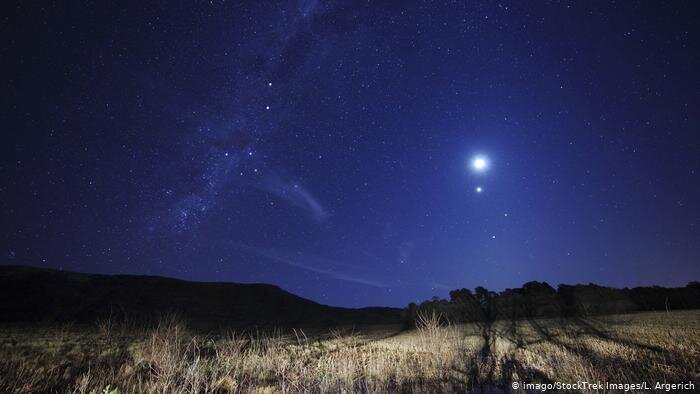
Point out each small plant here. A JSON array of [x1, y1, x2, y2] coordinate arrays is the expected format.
[[416, 309, 447, 337], [89, 385, 117, 394], [96, 316, 114, 341]]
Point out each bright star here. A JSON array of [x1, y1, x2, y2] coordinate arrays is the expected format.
[[475, 186, 483, 193], [471, 156, 488, 172]]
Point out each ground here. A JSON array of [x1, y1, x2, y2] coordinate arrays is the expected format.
[[1, 310, 698, 393]]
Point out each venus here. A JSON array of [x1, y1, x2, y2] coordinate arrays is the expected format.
[[471, 156, 488, 172]]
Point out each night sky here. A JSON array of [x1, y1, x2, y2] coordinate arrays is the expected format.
[[3, 1, 699, 307]]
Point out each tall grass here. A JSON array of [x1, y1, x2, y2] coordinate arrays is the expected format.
[[0, 310, 697, 393]]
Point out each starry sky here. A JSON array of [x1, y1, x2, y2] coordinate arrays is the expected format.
[[3, 1, 699, 307]]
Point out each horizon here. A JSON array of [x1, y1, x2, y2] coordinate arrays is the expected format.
[[3, 2, 699, 308], [2, 263, 697, 309]]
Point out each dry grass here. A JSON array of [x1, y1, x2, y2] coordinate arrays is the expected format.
[[0, 310, 698, 393]]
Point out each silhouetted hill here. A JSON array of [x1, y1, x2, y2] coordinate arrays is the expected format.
[[0, 265, 403, 329]]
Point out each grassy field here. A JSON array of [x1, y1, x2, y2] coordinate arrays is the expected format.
[[0, 310, 698, 393]]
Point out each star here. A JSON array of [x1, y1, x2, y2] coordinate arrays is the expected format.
[[475, 186, 483, 193]]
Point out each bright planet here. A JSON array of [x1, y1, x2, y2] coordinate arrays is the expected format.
[[472, 156, 488, 172]]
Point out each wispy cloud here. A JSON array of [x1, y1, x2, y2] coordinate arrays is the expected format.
[[258, 173, 328, 221], [231, 243, 387, 288]]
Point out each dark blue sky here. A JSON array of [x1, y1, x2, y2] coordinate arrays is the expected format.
[[3, 1, 699, 307]]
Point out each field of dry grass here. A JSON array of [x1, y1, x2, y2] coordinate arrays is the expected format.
[[1, 310, 698, 393]]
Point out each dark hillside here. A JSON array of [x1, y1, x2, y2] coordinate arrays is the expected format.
[[0, 265, 402, 329]]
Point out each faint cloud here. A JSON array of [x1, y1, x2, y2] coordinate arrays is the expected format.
[[231, 243, 387, 288], [298, 0, 320, 18], [258, 173, 328, 221]]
